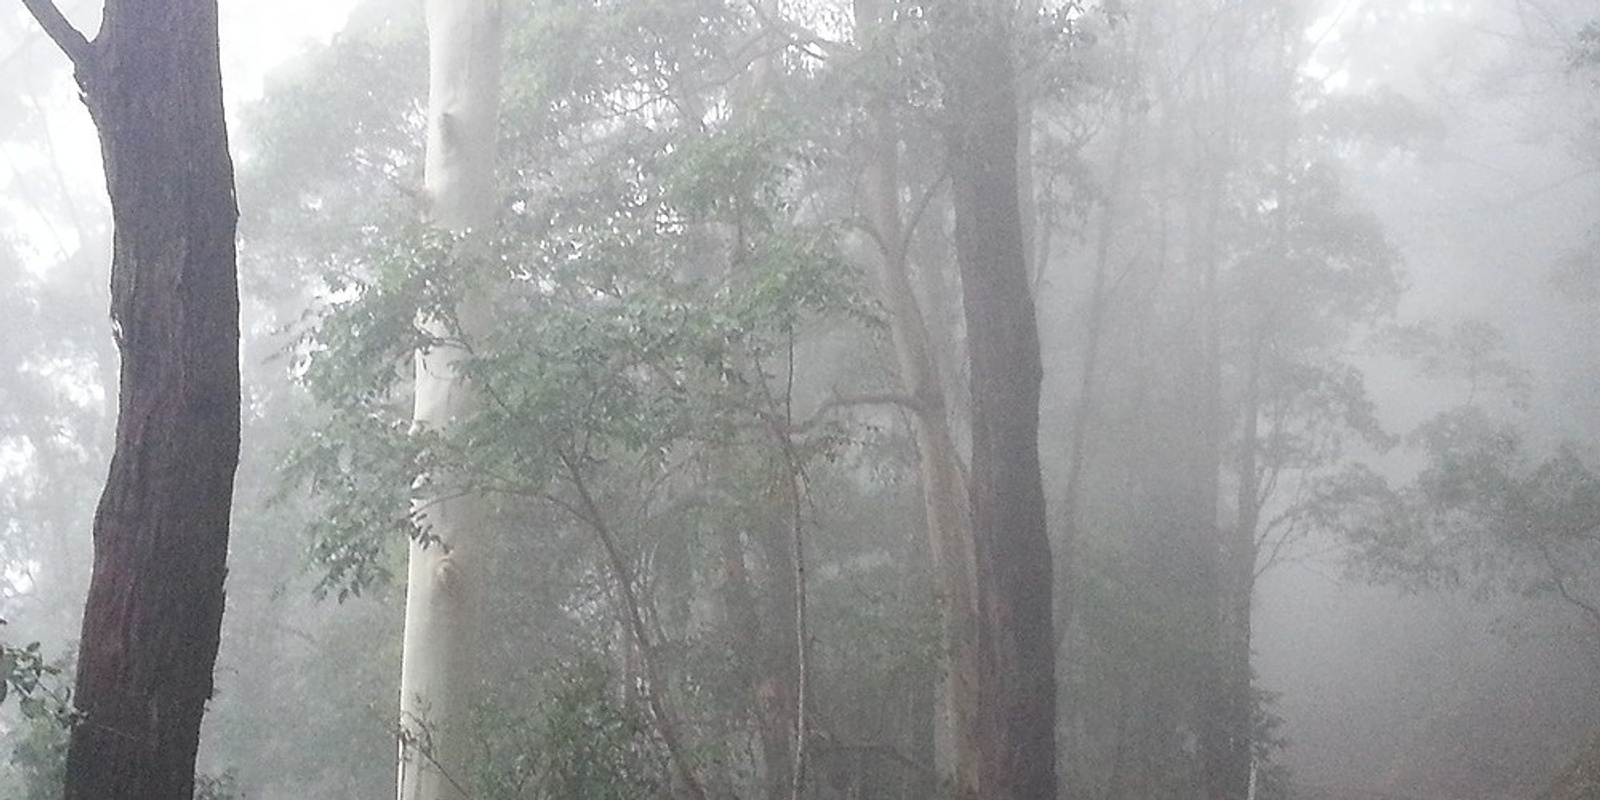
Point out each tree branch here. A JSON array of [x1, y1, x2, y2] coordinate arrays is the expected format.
[[19, 0, 92, 69], [767, 390, 922, 439], [1535, 538, 1600, 638], [554, 447, 711, 800]]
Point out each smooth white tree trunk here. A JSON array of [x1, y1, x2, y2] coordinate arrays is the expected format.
[[397, 1, 502, 799]]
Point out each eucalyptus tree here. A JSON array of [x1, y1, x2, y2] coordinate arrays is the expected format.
[[275, 1, 886, 797], [396, 1, 503, 798], [19, 0, 240, 796], [849, 0, 982, 790]]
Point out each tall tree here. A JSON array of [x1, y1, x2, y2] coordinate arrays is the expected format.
[[18, 0, 242, 797], [396, 0, 502, 798], [936, 4, 1056, 799], [852, 0, 983, 791], [1045, 5, 1404, 796]]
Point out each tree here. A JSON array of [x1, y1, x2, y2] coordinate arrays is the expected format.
[[936, 4, 1056, 799], [1029, 4, 1409, 797], [263, 3, 1075, 797], [852, 0, 983, 791], [1347, 401, 1600, 655], [18, 0, 241, 797], [397, 0, 502, 798]]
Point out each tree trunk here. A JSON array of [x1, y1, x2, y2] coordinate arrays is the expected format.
[[396, 1, 502, 798], [1182, 157, 1224, 800], [853, 0, 983, 793], [721, 524, 799, 800], [20, 0, 242, 796], [1208, 328, 1261, 800], [737, 15, 806, 794], [939, 6, 1057, 800]]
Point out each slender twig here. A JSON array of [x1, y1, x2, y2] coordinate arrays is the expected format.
[[1536, 538, 1600, 637], [1254, 512, 1306, 581], [396, 710, 477, 800], [898, 165, 951, 267], [554, 447, 711, 800]]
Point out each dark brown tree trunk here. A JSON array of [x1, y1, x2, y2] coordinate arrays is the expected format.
[[938, 6, 1057, 800], [20, 0, 240, 797]]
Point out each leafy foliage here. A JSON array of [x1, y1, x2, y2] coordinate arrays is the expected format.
[[257, 4, 912, 797], [533, 659, 671, 800], [1340, 314, 1600, 646], [0, 639, 74, 800], [1571, 21, 1600, 73], [1346, 404, 1600, 646]]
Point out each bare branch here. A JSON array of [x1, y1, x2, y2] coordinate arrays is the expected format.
[[19, 0, 92, 69], [815, 390, 922, 416], [1536, 538, 1600, 637], [553, 447, 712, 800], [900, 164, 951, 264], [767, 390, 923, 439]]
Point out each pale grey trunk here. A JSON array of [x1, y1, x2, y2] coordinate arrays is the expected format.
[[397, 1, 502, 799], [853, 1, 982, 793]]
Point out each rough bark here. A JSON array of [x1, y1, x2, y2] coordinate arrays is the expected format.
[[19, 0, 242, 796], [397, 1, 501, 798], [939, 6, 1057, 800]]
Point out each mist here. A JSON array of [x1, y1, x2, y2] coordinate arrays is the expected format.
[[2, 1, 1598, 799]]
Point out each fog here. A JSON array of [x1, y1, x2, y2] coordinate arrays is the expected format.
[[2, 1, 1598, 799]]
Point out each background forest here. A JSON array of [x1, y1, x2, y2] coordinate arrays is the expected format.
[[2, 1, 1600, 799]]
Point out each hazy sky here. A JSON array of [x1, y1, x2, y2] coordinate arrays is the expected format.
[[3, 0, 360, 267], [218, 0, 361, 104]]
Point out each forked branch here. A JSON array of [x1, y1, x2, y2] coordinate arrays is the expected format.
[[19, 0, 92, 69]]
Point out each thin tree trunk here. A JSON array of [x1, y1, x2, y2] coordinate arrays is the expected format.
[[939, 6, 1057, 800], [1210, 326, 1263, 800], [1057, 109, 1136, 800], [769, 411, 810, 800], [397, 1, 502, 798], [21, 0, 242, 796], [1183, 159, 1228, 800], [737, 15, 808, 794]]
